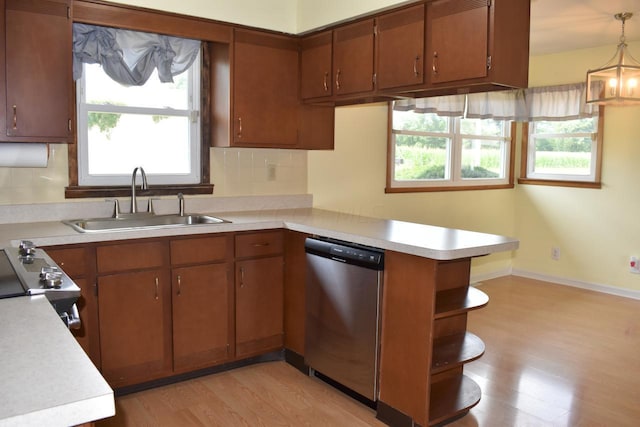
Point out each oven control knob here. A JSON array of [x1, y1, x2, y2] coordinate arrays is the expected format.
[[40, 266, 62, 288], [19, 240, 37, 257]]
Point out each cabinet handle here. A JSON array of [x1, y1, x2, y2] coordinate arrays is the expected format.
[[239, 266, 245, 288], [414, 55, 420, 77], [335, 69, 341, 91], [154, 277, 159, 300], [323, 72, 329, 92], [252, 242, 270, 247], [237, 116, 242, 139], [432, 51, 439, 75], [12, 105, 17, 130], [177, 275, 182, 296]]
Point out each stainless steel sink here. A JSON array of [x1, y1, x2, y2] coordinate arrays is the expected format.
[[63, 214, 230, 233]]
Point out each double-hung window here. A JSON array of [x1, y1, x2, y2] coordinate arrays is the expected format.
[[388, 107, 514, 192], [76, 56, 201, 186], [71, 23, 204, 191]]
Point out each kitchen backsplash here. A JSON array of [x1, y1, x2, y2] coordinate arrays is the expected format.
[[0, 144, 308, 205]]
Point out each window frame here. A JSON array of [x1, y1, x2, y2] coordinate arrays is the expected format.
[[66, 44, 213, 199], [386, 106, 516, 193], [518, 108, 604, 189]]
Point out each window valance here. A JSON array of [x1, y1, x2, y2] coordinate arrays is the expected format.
[[393, 83, 599, 121], [72, 23, 201, 86]]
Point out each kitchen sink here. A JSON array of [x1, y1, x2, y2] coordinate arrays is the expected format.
[[63, 214, 230, 233]]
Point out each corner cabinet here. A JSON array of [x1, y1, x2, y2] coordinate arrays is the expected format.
[[211, 29, 334, 149], [378, 253, 488, 427], [425, 0, 530, 90], [1, 0, 73, 142]]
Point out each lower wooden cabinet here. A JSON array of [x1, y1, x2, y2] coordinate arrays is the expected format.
[[98, 269, 173, 388], [235, 256, 284, 358], [172, 263, 232, 372], [235, 230, 284, 358]]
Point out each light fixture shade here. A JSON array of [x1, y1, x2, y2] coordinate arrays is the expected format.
[[586, 12, 640, 105], [586, 47, 640, 104]]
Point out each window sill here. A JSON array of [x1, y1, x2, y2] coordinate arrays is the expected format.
[[385, 183, 514, 193], [517, 178, 601, 189], [65, 184, 214, 199]]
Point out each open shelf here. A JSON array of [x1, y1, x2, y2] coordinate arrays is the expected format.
[[429, 374, 481, 426], [431, 332, 485, 375], [434, 286, 489, 319]]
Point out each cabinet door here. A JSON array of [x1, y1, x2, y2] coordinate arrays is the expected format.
[[4, 0, 72, 140], [300, 31, 333, 100], [236, 256, 284, 358], [172, 263, 232, 371], [98, 269, 172, 387], [376, 4, 425, 90], [333, 19, 375, 96], [233, 29, 299, 147], [427, 0, 489, 84]]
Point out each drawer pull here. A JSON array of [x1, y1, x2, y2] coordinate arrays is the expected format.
[[252, 242, 270, 247]]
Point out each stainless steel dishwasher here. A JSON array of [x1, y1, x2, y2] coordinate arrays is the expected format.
[[304, 237, 384, 401]]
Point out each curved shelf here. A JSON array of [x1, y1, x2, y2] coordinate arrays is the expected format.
[[434, 286, 489, 319], [429, 374, 481, 426], [431, 332, 485, 374]]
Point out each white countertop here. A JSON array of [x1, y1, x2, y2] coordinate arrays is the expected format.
[[0, 296, 114, 427], [0, 202, 517, 425], [0, 208, 518, 260]]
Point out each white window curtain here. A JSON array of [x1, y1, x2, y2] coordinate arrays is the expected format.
[[393, 94, 465, 117], [72, 23, 201, 86], [393, 83, 598, 121]]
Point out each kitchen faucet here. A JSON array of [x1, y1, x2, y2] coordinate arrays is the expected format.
[[130, 166, 148, 214]]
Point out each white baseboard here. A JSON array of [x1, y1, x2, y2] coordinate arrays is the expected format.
[[511, 269, 640, 301], [470, 267, 513, 284]]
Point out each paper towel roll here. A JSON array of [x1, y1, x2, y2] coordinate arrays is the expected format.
[[0, 143, 49, 168]]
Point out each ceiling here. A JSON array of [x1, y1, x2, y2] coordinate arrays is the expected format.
[[530, 0, 640, 55]]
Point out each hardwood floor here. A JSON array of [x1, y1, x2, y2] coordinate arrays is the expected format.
[[96, 276, 640, 427]]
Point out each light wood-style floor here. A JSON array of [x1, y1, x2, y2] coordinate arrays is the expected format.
[[96, 276, 640, 427]]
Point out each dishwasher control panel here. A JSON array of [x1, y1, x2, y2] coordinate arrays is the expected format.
[[305, 237, 384, 270]]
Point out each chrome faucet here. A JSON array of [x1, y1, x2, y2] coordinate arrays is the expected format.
[[130, 167, 148, 214], [178, 193, 185, 216]]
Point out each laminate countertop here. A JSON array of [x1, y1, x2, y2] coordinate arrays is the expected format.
[[0, 206, 517, 425], [0, 208, 518, 260], [0, 296, 114, 427]]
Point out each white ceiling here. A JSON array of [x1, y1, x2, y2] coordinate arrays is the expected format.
[[531, 0, 640, 55]]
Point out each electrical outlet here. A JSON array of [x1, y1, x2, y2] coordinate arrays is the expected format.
[[267, 163, 276, 181], [551, 247, 560, 261], [630, 256, 640, 274]]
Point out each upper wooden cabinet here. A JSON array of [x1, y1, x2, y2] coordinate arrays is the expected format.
[[376, 3, 425, 91], [211, 29, 334, 150], [425, 0, 530, 90], [1, 0, 73, 142], [231, 29, 299, 147], [300, 31, 333, 100], [332, 19, 376, 97]]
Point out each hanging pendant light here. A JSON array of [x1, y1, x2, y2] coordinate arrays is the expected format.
[[586, 12, 640, 104]]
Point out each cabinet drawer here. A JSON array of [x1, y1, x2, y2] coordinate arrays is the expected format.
[[97, 241, 168, 273], [235, 231, 283, 258], [171, 235, 230, 266], [45, 247, 86, 278]]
